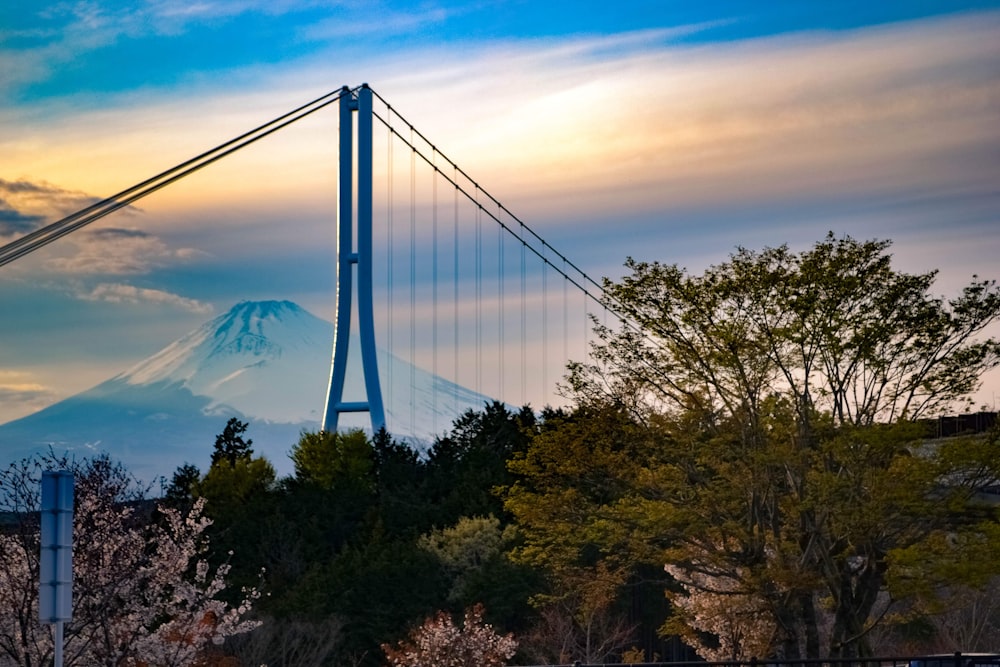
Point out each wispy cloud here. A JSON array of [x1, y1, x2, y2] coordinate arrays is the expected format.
[[0, 178, 206, 275], [0, 178, 100, 238], [2, 1, 359, 99], [77, 282, 214, 313], [0, 370, 54, 420], [0, 201, 45, 235], [44, 226, 207, 275], [299, 4, 454, 41], [391, 12, 1000, 219]]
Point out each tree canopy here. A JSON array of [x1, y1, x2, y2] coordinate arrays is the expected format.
[[211, 416, 254, 466], [508, 234, 1000, 659]]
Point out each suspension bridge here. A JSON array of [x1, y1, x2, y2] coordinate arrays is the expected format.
[[0, 83, 630, 439]]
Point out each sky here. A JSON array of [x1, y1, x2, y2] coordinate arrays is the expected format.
[[1, 0, 999, 427]]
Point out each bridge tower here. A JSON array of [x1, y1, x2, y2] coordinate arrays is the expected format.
[[322, 84, 386, 433]]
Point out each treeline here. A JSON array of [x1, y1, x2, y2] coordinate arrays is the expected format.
[[163, 233, 1000, 664], [164, 406, 579, 666]]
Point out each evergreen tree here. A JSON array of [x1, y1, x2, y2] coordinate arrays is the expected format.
[[211, 416, 254, 466]]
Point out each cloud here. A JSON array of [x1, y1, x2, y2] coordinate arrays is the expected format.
[[77, 282, 214, 313], [394, 13, 1000, 221], [0, 199, 45, 234], [2, 10, 998, 285], [31, 11, 1000, 221], [0, 179, 164, 274], [2, 1, 343, 97], [299, 4, 455, 41], [0, 178, 101, 238], [44, 226, 206, 275], [0, 370, 55, 421]]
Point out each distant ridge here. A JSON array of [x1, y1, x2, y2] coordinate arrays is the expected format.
[[0, 300, 494, 482]]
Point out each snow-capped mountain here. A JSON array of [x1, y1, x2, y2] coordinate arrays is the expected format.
[[0, 300, 495, 482], [115, 300, 333, 424]]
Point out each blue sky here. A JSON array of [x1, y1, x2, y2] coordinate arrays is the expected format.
[[2, 0, 999, 426]]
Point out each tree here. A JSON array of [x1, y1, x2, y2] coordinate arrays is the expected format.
[[225, 615, 342, 667], [419, 515, 506, 603], [504, 404, 652, 663], [290, 429, 373, 493], [581, 233, 1000, 426], [663, 562, 775, 661], [512, 234, 1000, 659], [426, 402, 536, 522], [195, 455, 276, 512], [192, 453, 277, 598], [0, 453, 259, 667], [211, 417, 253, 466], [417, 514, 540, 634], [381, 604, 517, 667], [163, 462, 201, 510]]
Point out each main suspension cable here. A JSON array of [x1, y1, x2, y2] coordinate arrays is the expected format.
[[0, 86, 356, 267]]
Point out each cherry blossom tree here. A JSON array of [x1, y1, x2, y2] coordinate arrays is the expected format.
[[664, 563, 776, 661], [381, 604, 517, 667], [0, 453, 259, 667]]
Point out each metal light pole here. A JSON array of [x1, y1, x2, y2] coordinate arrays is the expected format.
[[40, 470, 74, 667]]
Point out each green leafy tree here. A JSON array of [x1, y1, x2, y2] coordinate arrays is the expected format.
[[371, 427, 431, 535], [419, 516, 506, 603], [193, 453, 277, 597], [418, 514, 541, 634], [510, 234, 1000, 659], [290, 429, 373, 493], [292, 528, 449, 666], [505, 404, 653, 663], [196, 455, 276, 509]]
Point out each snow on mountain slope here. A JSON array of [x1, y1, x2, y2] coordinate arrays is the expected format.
[[115, 300, 332, 423], [113, 299, 497, 433]]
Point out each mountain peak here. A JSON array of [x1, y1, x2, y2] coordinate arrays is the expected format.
[[114, 300, 332, 410], [227, 299, 303, 319], [210, 300, 307, 359]]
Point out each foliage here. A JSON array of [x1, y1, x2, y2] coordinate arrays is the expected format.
[[194, 455, 276, 512], [512, 235, 1000, 659], [211, 417, 254, 467], [290, 428, 374, 493], [163, 462, 201, 510], [370, 427, 428, 535], [381, 604, 517, 667], [419, 515, 505, 602], [504, 404, 651, 663], [286, 527, 449, 665], [225, 615, 342, 667], [515, 565, 637, 665], [663, 562, 775, 661], [426, 402, 537, 521], [579, 233, 1000, 424], [0, 452, 259, 667]]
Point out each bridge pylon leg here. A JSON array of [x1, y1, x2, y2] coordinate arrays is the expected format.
[[322, 84, 386, 434]]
